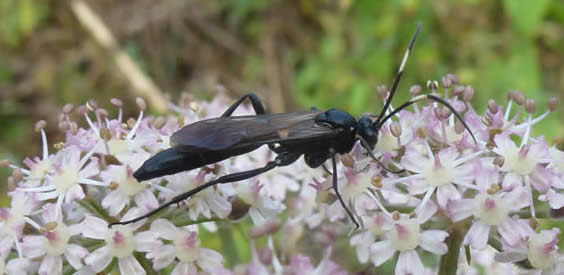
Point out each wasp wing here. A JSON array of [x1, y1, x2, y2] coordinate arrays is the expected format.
[[170, 111, 338, 152]]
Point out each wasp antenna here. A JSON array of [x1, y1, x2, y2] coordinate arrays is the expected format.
[[375, 22, 422, 128], [377, 94, 478, 145]]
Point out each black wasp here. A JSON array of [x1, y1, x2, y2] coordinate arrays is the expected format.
[[109, 23, 475, 229]]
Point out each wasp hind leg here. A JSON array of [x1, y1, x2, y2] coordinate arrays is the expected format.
[[221, 93, 266, 117]]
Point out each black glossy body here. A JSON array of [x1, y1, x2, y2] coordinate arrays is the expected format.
[[133, 107, 375, 182]]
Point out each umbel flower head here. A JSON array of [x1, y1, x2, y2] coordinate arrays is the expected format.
[[0, 76, 562, 275]]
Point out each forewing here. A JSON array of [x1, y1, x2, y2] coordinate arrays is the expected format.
[[171, 111, 335, 152]]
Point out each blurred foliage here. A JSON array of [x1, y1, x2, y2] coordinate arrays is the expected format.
[[1, 0, 564, 271], [1, 0, 563, 166]]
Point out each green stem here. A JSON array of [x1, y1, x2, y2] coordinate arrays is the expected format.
[[218, 223, 240, 267], [438, 222, 466, 275], [77, 199, 112, 221]]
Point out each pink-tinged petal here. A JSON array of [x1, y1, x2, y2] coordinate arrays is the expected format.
[[447, 199, 474, 222], [64, 184, 85, 203], [102, 190, 128, 217], [121, 207, 146, 230], [438, 146, 460, 164], [37, 191, 59, 201], [81, 216, 108, 239], [370, 240, 396, 266], [6, 258, 36, 274], [503, 187, 529, 210], [65, 244, 88, 270], [326, 201, 345, 222], [119, 255, 146, 275], [530, 166, 553, 192], [406, 178, 429, 195], [497, 217, 532, 246], [528, 139, 550, 160], [41, 203, 58, 223], [463, 221, 490, 249], [493, 134, 514, 155], [420, 230, 449, 255], [436, 184, 461, 209], [134, 231, 161, 252], [39, 255, 62, 275], [146, 244, 175, 270], [350, 232, 374, 263], [539, 189, 564, 209], [68, 223, 82, 236], [207, 194, 232, 218], [395, 250, 424, 275], [172, 262, 198, 275], [134, 189, 159, 213], [78, 157, 100, 179], [199, 248, 225, 272], [494, 251, 528, 263], [415, 199, 437, 224], [0, 237, 14, 259], [150, 219, 178, 240], [401, 151, 428, 174], [84, 246, 112, 273], [21, 235, 47, 258], [501, 173, 521, 191]]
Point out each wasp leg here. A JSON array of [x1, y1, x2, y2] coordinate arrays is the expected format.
[[330, 152, 360, 230], [221, 93, 266, 117], [109, 152, 301, 227]]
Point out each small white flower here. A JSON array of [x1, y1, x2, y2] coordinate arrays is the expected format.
[[146, 219, 224, 274], [80, 210, 161, 275]]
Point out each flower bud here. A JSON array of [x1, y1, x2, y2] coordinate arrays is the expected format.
[[100, 127, 112, 141], [62, 104, 74, 114], [258, 247, 273, 265], [452, 85, 465, 97], [136, 97, 147, 111], [377, 85, 389, 99], [110, 98, 123, 107], [493, 156, 504, 167], [513, 91, 525, 105], [0, 160, 10, 168], [507, 90, 516, 101], [525, 99, 536, 114], [76, 105, 89, 115], [447, 73, 460, 84], [487, 99, 498, 114], [449, 122, 462, 137], [548, 97, 558, 112], [34, 120, 47, 133], [441, 76, 451, 88], [409, 85, 422, 97], [96, 108, 109, 118], [372, 175, 382, 188], [463, 85, 474, 101], [390, 121, 402, 137], [435, 107, 451, 120]]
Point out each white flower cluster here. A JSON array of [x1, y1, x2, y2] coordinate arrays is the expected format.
[[1, 76, 562, 275]]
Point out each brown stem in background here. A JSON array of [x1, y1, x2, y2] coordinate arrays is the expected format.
[[70, 0, 168, 113]]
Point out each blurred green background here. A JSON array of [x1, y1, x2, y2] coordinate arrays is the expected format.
[[1, 0, 563, 193]]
